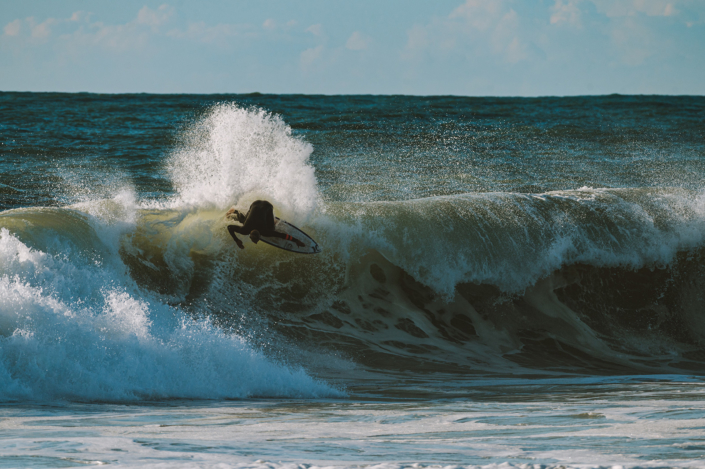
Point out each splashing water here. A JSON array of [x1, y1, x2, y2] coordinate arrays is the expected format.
[[168, 103, 319, 220]]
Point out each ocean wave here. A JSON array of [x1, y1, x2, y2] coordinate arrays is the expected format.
[[4, 103, 705, 388], [6, 183, 705, 379]]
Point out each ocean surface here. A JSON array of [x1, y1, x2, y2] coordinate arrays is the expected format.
[[1, 92, 705, 468]]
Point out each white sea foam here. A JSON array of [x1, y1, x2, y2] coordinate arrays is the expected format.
[[2, 378, 703, 468], [0, 228, 342, 401]]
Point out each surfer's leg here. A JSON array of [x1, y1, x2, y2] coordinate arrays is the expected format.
[[227, 225, 239, 240], [227, 225, 245, 249]]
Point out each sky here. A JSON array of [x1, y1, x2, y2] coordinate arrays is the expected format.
[[1, 0, 704, 96]]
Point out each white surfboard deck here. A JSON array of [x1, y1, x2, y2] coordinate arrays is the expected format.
[[259, 217, 321, 254]]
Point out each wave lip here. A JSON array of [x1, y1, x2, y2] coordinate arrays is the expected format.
[[324, 187, 705, 296]]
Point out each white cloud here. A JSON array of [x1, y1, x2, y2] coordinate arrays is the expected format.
[[3, 19, 21, 37], [73, 6, 173, 52], [300, 44, 323, 69], [591, 0, 679, 17], [405, 0, 535, 64], [306, 24, 324, 37], [3, 14, 81, 41], [403, 0, 696, 70], [73, 22, 149, 52], [167, 21, 255, 45], [449, 0, 506, 31], [262, 18, 299, 32], [263, 18, 276, 30], [405, 24, 428, 51], [489, 9, 524, 56], [29, 17, 57, 39], [345, 31, 371, 50], [136, 4, 174, 28], [551, 0, 583, 26], [1, 0, 703, 95], [2, 5, 175, 51], [579, 0, 701, 66], [69, 11, 89, 22], [505, 36, 529, 63]]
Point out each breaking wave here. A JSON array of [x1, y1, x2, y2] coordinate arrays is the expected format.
[[3, 103, 705, 403], [0, 212, 341, 402]]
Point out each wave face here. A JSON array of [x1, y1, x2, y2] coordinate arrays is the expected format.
[[2, 93, 705, 401], [106, 187, 705, 376]]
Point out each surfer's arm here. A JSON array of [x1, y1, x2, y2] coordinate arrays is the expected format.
[[226, 208, 246, 222], [227, 225, 245, 249], [260, 230, 305, 247]]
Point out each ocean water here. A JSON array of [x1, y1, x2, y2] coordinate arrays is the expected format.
[[1, 92, 705, 468]]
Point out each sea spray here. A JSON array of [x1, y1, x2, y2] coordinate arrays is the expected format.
[[167, 103, 319, 220]]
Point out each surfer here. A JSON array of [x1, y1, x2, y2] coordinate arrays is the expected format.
[[226, 200, 305, 250]]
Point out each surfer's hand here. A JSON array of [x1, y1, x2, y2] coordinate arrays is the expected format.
[[235, 239, 245, 249], [226, 208, 236, 219], [295, 239, 305, 247]]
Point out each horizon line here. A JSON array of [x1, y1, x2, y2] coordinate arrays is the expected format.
[[2, 90, 704, 99]]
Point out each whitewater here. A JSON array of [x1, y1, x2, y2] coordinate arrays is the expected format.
[[1, 92, 705, 468]]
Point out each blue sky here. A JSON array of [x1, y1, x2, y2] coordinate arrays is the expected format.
[[1, 0, 703, 96]]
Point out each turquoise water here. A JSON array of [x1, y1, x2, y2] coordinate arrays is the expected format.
[[1, 92, 705, 467]]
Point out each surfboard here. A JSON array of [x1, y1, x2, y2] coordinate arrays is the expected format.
[[259, 217, 321, 254]]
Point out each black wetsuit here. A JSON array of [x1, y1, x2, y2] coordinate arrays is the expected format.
[[227, 200, 298, 244]]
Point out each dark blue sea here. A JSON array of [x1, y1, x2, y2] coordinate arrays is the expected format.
[[1, 92, 705, 468]]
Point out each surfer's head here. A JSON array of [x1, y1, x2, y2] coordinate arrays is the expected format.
[[249, 230, 261, 244]]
